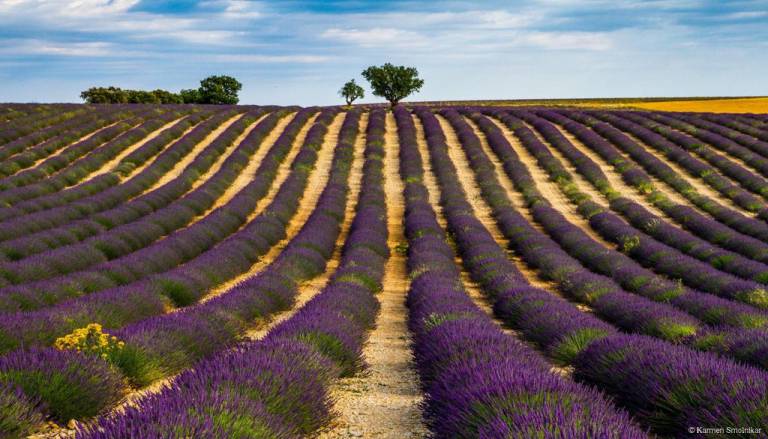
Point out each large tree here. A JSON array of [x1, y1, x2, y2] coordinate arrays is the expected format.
[[361, 63, 424, 107], [339, 79, 364, 106], [198, 75, 242, 105]]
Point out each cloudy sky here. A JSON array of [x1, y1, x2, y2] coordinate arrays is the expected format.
[[0, 0, 766, 105]]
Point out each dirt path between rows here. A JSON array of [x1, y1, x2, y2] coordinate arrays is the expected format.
[[548, 123, 680, 216], [198, 112, 330, 305], [413, 116, 511, 324], [615, 126, 760, 217], [319, 112, 428, 438], [207, 113, 300, 213], [80, 112, 350, 435], [4, 121, 125, 180], [413, 115, 492, 315], [416, 114, 572, 380], [487, 117, 617, 250], [244, 111, 349, 341], [522, 121, 609, 206], [140, 113, 255, 195], [85, 117, 187, 182], [440, 115, 559, 294], [652, 118, 768, 197]]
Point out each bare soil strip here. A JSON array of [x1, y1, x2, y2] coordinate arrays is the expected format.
[[663, 122, 768, 191], [415, 115, 572, 379], [487, 117, 617, 249], [462, 118, 542, 230], [141, 112, 300, 245], [115, 118, 202, 179], [522, 121, 616, 209], [463, 117, 576, 291], [440, 115, 560, 294], [412, 116, 492, 315], [548, 123, 682, 216], [319, 112, 428, 438], [198, 112, 332, 305], [85, 117, 187, 181], [616, 127, 758, 217], [139, 113, 255, 195], [242, 111, 348, 338], [101, 112, 350, 427], [3, 121, 123, 175]]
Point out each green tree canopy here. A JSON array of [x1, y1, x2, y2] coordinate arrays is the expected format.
[[179, 88, 202, 104], [361, 63, 424, 107], [80, 75, 242, 105], [80, 87, 128, 104], [339, 79, 365, 106], [198, 75, 242, 105]]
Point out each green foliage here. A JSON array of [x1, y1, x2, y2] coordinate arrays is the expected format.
[[621, 235, 641, 253], [80, 87, 185, 104], [179, 88, 202, 104], [361, 63, 424, 106], [0, 385, 44, 436], [339, 79, 365, 105], [550, 328, 610, 365], [198, 75, 242, 105], [80, 86, 128, 104], [81, 74, 241, 105]]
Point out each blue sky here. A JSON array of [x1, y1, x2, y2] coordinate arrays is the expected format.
[[0, 0, 766, 105]]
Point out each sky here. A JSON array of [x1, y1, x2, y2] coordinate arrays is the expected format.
[[0, 0, 766, 105]]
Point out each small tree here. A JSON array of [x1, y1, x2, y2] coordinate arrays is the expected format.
[[198, 75, 242, 105], [339, 79, 364, 106], [361, 63, 424, 107]]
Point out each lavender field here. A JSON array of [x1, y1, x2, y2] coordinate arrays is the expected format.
[[1, 103, 768, 437]]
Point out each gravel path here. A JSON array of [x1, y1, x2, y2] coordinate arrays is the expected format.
[[319, 112, 428, 438]]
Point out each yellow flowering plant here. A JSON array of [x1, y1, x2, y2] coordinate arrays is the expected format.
[[54, 323, 126, 363]]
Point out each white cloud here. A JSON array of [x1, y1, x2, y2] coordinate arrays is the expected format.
[[522, 31, 613, 50], [134, 29, 244, 44], [0, 0, 140, 17], [321, 27, 426, 48], [726, 11, 768, 19], [0, 0, 250, 45], [215, 54, 330, 63], [0, 39, 113, 56]]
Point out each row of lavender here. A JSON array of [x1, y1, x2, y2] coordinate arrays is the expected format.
[[0, 109, 327, 355], [566, 110, 768, 248], [540, 110, 768, 268], [0, 104, 93, 155], [0, 107, 179, 197], [396, 106, 647, 436], [76, 110, 385, 437], [0, 109, 260, 288], [0, 106, 132, 178], [0, 109, 265, 275], [418, 107, 768, 435], [0, 109, 353, 435], [502, 110, 768, 312], [497, 109, 768, 366], [463, 110, 727, 339], [0, 108, 220, 218], [0, 109, 239, 259], [537, 110, 768, 367], [595, 111, 768, 216], [0, 110, 292, 310], [632, 111, 768, 205]]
